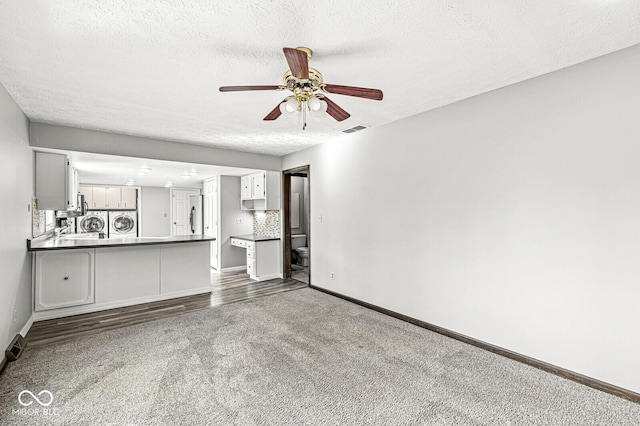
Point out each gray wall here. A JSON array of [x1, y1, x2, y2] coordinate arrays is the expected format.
[[219, 176, 253, 269], [140, 187, 171, 237], [29, 122, 282, 171], [282, 44, 640, 394], [0, 83, 33, 351]]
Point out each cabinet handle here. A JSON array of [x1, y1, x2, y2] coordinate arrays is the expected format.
[[63, 276, 69, 280]]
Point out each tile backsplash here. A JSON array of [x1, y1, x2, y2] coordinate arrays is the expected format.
[[253, 210, 280, 238]]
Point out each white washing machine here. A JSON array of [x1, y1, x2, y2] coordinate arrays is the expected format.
[[78, 211, 109, 236], [108, 211, 137, 238]]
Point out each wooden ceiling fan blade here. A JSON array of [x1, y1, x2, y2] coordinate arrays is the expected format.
[[321, 96, 350, 122], [263, 100, 286, 121], [283, 48, 309, 79], [219, 85, 280, 92], [323, 84, 383, 100]]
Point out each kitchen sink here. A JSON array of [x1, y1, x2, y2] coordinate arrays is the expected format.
[[117, 236, 171, 241], [59, 233, 100, 240]]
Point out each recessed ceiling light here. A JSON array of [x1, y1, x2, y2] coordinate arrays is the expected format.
[[126, 180, 135, 186], [164, 182, 173, 188], [181, 173, 191, 178], [188, 170, 199, 176], [136, 167, 152, 174]]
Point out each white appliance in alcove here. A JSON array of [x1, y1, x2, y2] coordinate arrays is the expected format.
[[108, 211, 137, 237], [78, 211, 109, 236]]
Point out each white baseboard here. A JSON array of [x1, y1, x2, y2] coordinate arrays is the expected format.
[[221, 265, 247, 272], [19, 315, 34, 338], [249, 273, 283, 282], [33, 287, 211, 321]]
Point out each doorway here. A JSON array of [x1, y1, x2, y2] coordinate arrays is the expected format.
[[283, 165, 310, 284], [170, 188, 200, 236]]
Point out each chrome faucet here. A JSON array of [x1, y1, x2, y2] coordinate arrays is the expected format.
[[55, 225, 73, 236]]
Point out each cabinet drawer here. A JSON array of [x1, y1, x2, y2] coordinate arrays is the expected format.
[[231, 238, 247, 248], [246, 249, 255, 259], [247, 259, 256, 275], [246, 241, 255, 250]]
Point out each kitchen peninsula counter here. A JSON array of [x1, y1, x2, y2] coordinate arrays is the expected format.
[[29, 234, 214, 320], [28, 234, 215, 251]]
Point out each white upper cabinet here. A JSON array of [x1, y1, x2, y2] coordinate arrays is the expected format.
[[106, 187, 121, 208], [81, 186, 137, 209], [240, 171, 280, 210], [35, 151, 78, 211], [241, 175, 252, 199], [252, 172, 265, 199], [91, 187, 107, 209], [121, 187, 137, 209]]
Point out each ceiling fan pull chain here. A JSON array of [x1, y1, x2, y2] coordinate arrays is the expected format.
[[302, 100, 307, 131]]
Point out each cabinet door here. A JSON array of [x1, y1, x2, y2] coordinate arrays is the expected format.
[[252, 172, 265, 199], [106, 187, 121, 209], [241, 175, 252, 199], [35, 151, 68, 210], [79, 186, 93, 210], [35, 249, 95, 311], [92, 187, 107, 209], [121, 188, 137, 209]]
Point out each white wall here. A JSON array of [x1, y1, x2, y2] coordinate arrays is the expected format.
[[290, 176, 306, 235], [0, 83, 33, 351], [219, 176, 253, 269], [140, 187, 171, 237], [282, 44, 640, 394]]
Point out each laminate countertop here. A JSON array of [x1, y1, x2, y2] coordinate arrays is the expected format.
[[230, 234, 281, 242], [27, 234, 216, 252]]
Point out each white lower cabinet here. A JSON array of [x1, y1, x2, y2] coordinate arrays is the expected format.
[[95, 246, 160, 304], [33, 241, 212, 320], [35, 249, 95, 311], [160, 242, 211, 294], [231, 238, 280, 281]]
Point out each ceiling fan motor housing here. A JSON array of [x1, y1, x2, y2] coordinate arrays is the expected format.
[[283, 68, 323, 102]]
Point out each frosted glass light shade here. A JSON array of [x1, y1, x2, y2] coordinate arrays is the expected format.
[[308, 96, 327, 117], [307, 95, 322, 111], [280, 97, 299, 115]]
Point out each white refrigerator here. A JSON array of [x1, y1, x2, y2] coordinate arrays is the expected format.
[[188, 195, 203, 235]]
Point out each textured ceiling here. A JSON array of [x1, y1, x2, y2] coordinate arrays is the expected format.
[[1, 1, 639, 156]]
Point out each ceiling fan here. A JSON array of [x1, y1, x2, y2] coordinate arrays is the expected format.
[[219, 47, 383, 130]]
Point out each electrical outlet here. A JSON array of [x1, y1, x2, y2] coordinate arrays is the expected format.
[[236, 218, 242, 224], [318, 214, 323, 223], [330, 272, 335, 280], [13, 309, 18, 322]]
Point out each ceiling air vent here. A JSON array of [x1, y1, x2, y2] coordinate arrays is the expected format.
[[342, 125, 369, 134]]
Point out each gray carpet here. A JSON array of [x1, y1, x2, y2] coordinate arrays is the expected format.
[[1, 288, 639, 425]]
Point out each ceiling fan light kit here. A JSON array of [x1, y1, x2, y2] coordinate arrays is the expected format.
[[219, 47, 383, 130]]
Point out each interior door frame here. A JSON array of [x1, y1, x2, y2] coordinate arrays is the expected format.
[[282, 165, 310, 282]]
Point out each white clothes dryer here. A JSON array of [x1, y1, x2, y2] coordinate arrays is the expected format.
[[108, 211, 137, 238], [78, 211, 109, 236]]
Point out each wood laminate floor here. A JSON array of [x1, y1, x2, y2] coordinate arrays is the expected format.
[[26, 270, 308, 348]]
